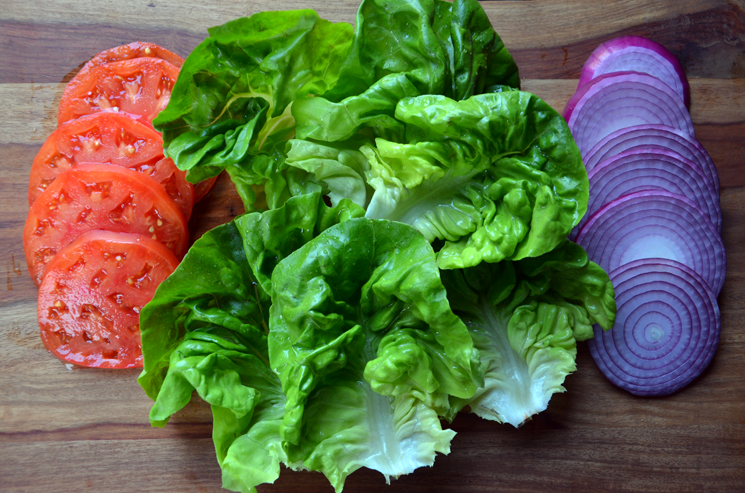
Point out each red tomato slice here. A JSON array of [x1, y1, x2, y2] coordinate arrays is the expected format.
[[58, 58, 179, 124], [24, 164, 188, 285], [76, 42, 184, 79], [37, 230, 178, 369], [29, 113, 194, 220]]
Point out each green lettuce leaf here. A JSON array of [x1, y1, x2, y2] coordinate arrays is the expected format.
[[138, 218, 285, 493], [139, 192, 361, 493], [442, 241, 616, 427], [290, 91, 588, 269], [323, 0, 519, 102], [269, 218, 481, 490], [154, 0, 520, 212], [152, 10, 354, 210]]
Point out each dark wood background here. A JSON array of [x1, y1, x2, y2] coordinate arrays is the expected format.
[[1, 1, 744, 492]]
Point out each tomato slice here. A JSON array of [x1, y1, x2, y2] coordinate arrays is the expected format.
[[58, 58, 179, 124], [37, 230, 178, 369], [29, 113, 194, 220], [24, 163, 189, 285], [193, 175, 218, 203], [76, 42, 184, 79]]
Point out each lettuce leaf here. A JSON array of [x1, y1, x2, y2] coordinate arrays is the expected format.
[[269, 218, 482, 489], [285, 2, 584, 269], [290, 90, 588, 269], [442, 241, 616, 427], [152, 10, 354, 210], [139, 192, 362, 493], [324, 0, 519, 102], [154, 0, 521, 211], [138, 218, 286, 493]]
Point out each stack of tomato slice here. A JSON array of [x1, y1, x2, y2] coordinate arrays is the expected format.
[[24, 42, 213, 369]]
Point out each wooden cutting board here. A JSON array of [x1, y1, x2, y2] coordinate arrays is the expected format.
[[1, 1, 744, 491]]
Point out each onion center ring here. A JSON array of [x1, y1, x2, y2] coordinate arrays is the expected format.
[[588, 259, 720, 396]]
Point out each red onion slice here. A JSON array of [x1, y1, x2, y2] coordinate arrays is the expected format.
[[575, 190, 726, 294], [563, 72, 695, 156], [582, 124, 720, 196], [588, 259, 720, 396], [572, 147, 721, 236], [578, 36, 690, 108]]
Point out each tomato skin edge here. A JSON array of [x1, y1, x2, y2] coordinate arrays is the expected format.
[[193, 175, 218, 203], [76, 42, 185, 80]]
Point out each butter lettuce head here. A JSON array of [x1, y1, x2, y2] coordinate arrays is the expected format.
[[140, 0, 605, 489], [139, 192, 362, 493], [269, 218, 482, 490], [290, 90, 588, 269], [286, 1, 584, 269], [153, 0, 522, 211], [139, 195, 483, 492], [152, 10, 354, 210], [443, 241, 616, 427]]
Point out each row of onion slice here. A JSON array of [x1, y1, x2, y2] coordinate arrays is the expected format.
[[564, 36, 724, 396]]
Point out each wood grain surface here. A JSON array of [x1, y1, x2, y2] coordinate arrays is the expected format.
[[1, 1, 744, 492]]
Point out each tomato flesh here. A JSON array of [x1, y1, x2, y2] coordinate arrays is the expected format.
[[58, 58, 179, 124], [77, 42, 184, 79], [140, 157, 194, 221], [38, 231, 178, 368], [29, 113, 194, 220], [24, 163, 188, 285]]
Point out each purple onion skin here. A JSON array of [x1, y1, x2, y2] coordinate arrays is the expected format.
[[575, 190, 726, 295], [564, 72, 695, 157], [578, 36, 690, 108], [588, 258, 720, 396], [571, 147, 722, 236], [582, 124, 721, 197]]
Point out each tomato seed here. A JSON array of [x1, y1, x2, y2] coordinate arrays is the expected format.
[[84, 180, 112, 200], [109, 192, 135, 224], [35, 248, 57, 264], [48, 301, 68, 319], [67, 256, 86, 273], [90, 269, 107, 288], [34, 219, 51, 236], [77, 207, 93, 223]]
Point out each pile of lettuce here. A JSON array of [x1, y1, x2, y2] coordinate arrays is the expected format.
[[139, 1, 617, 492]]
